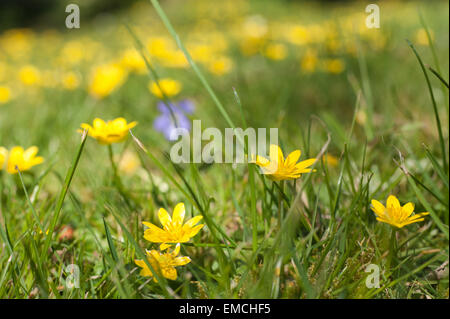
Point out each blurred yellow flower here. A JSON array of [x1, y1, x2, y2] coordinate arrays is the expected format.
[[147, 37, 173, 57], [239, 15, 268, 56], [287, 25, 310, 45], [79, 117, 137, 145], [88, 63, 127, 99], [60, 41, 85, 65], [371, 195, 429, 228], [252, 144, 316, 181], [143, 202, 204, 250], [208, 56, 233, 76], [415, 28, 434, 46], [0, 29, 33, 58], [149, 78, 181, 98], [118, 150, 141, 175], [19, 65, 41, 86], [0, 86, 11, 104], [326, 37, 341, 53], [323, 58, 345, 74], [135, 244, 191, 281], [0, 146, 44, 174], [301, 49, 318, 73], [61, 71, 80, 90], [264, 43, 287, 60], [243, 15, 268, 39], [323, 154, 339, 167], [189, 43, 215, 63], [159, 51, 189, 68], [120, 48, 146, 73], [0, 148, 6, 169]]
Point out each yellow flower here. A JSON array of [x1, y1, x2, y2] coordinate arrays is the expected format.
[[61, 71, 80, 90], [79, 117, 137, 145], [189, 43, 215, 63], [371, 195, 429, 228], [135, 244, 191, 281], [149, 78, 181, 99], [0, 146, 44, 174], [88, 63, 127, 99], [19, 65, 41, 86], [415, 28, 434, 46], [0, 86, 11, 104], [264, 43, 287, 60], [252, 144, 316, 181], [159, 51, 189, 68], [300, 49, 318, 73], [59, 41, 85, 65], [0, 148, 6, 168], [323, 58, 345, 74], [286, 25, 310, 45], [323, 154, 338, 167], [120, 48, 146, 73], [208, 56, 233, 76], [143, 202, 204, 250], [0, 29, 33, 58], [118, 150, 141, 175], [147, 37, 173, 57]]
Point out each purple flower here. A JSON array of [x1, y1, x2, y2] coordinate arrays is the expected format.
[[153, 100, 195, 141]]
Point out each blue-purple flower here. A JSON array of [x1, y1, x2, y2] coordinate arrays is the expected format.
[[153, 100, 194, 141]]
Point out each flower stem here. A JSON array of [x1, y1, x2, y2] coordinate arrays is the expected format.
[[387, 227, 398, 277], [107, 145, 134, 209], [277, 181, 285, 227]]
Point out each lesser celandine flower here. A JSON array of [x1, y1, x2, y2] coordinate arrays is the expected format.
[[19, 65, 41, 86], [264, 43, 287, 60], [147, 37, 173, 57], [135, 244, 191, 281], [208, 56, 233, 76], [252, 144, 316, 181], [61, 71, 80, 90], [0, 85, 11, 104], [120, 48, 146, 74], [118, 150, 141, 176], [415, 28, 434, 46], [0, 146, 44, 174], [323, 154, 338, 167], [0, 148, 6, 169], [143, 202, 204, 250], [149, 78, 181, 99], [322, 58, 345, 74], [371, 195, 429, 228], [88, 63, 127, 99], [300, 49, 318, 73], [79, 117, 137, 145]]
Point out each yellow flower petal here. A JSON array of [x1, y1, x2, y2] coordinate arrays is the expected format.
[[173, 256, 191, 266], [158, 207, 172, 229], [386, 195, 400, 209], [183, 215, 203, 228], [402, 202, 415, 218], [370, 199, 386, 217], [162, 267, 177, 280], [269, 144, 283, 165], [188, 224, 204, 238], [172, 202, 186, 226], [284, 150, 301, 167], [295, 158, 316, 170]]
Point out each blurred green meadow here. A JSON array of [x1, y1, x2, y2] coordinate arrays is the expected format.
[[0, 0, 448, 299]]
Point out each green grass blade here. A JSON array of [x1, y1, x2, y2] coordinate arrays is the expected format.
[[407, 40, 448, 175]]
